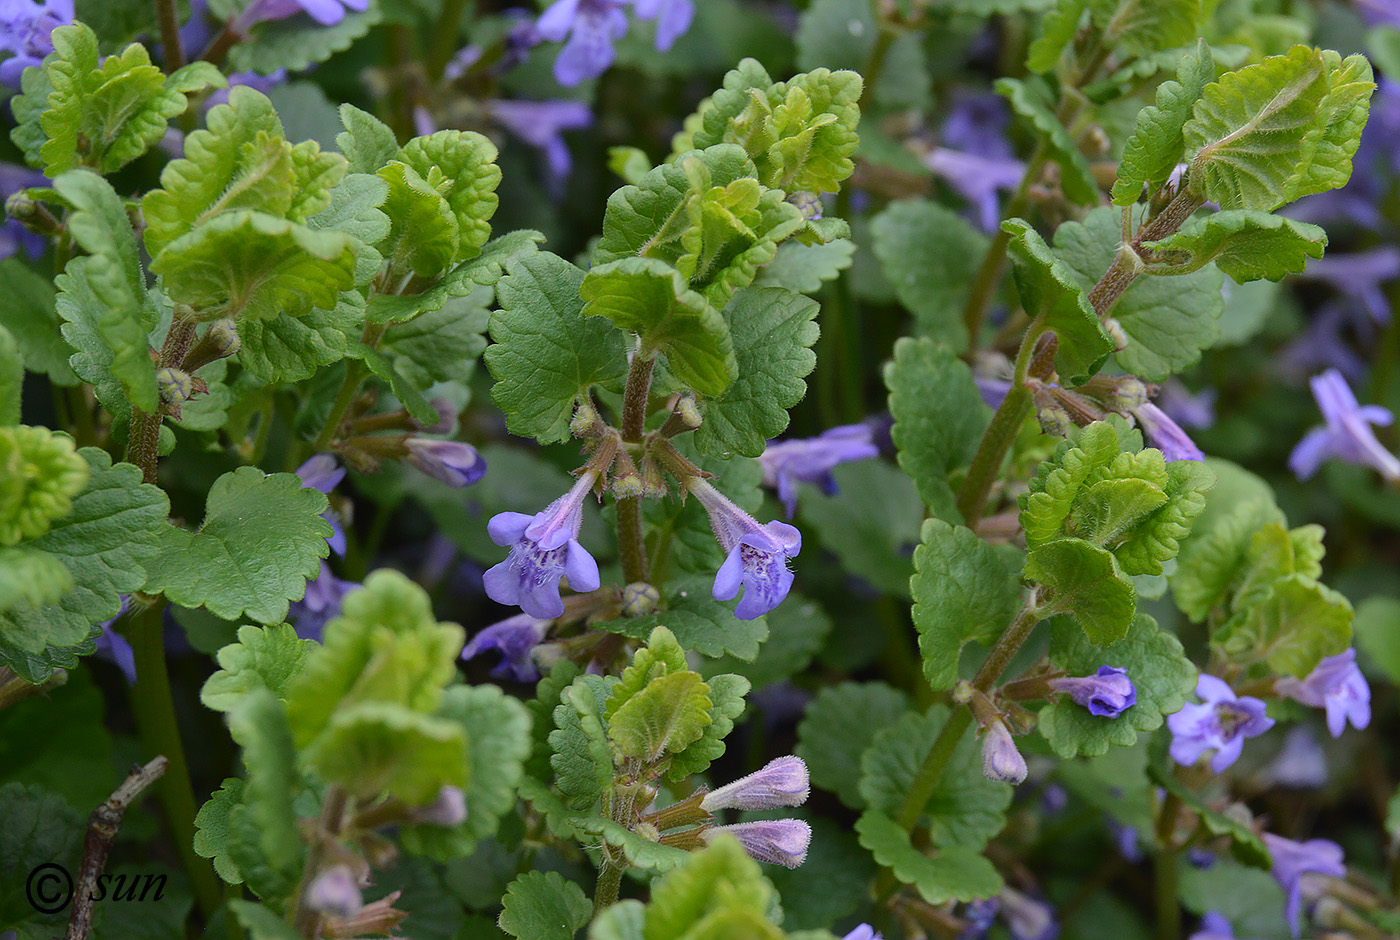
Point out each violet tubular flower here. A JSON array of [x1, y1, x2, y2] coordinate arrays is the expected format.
[[535, 0, 629, 87], [488, 99, 592, 196], [758, 423, 880, 518], [1049, 666, 1136, 718], [1132, 402, 1206, 462], [295, 454, 347, 555], [405, 438, 486, 488], [233, 0, 367, 31], [1262, 832, 1345, 937], [460, 613, 550, 683], [1166, 675, 1274, 773], [1274, 648, 1371, 738], [981, 719, 1027, 784], [631, 0, 693, 50], [483, 471, 601, 619], [700, 756, 809, 812], [687, 477, 800, 621], [842, 927, 881, 940], [704, 819, 811, 868], [0, 0, 72, 87], [1289, 369, 1400, 482]]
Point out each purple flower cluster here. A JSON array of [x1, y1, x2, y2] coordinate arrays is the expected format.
[[1167, 675, 1274, 772], [688, 478, 801, 621], [534, 0, 694, 86], [233, 0, 367, 33], [483, 471, 602, 620], [1289, 369, 1400, 482], [758, 423, 880, 518]]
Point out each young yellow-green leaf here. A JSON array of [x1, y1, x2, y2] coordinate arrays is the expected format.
[[307, 171, 390, 288], [796, 682, 911, 810], [666, 672, 748, 781], [1215, 575, 1352, 677], [871, 200, 989, 350], [0, 448, 167, 682], [1141, 210, 1328, 282], [860, 706, 1012, 849], [885, 337, 990, 518], [366, 229, 542, 324], [1183, 46, 1374, 211], [396, 130, 502, 261], [144, 467, 332, 625], [1113, 459, 1215, 576], [499, 872, 592, 940], [753, 238, 855, 294], [854, 811, 1002, 904], [1003, 219, 1114, 384], [374, 161, 460, 279], [200, 624, 315, 714], [995, 78, 1098, 204], [1027, 0, 1086, 72], [606, 625, 689, 716], [337, 103, 400, 174], [1112, 40, 1215, 205], [151, 210, 357, 322], [1026, 538, 1136, 644], [644, 835, 777, 940], [574, 814, 691, 872], [193, 778, 246, 884], [235, 297, 363, 383], [582, 257, 737, 397], [0, 547, 72, 616], [1053, 206, 1223, 381], [485, 251, 628, 444], [912, 519, 1024, 690], [225, 689, 304, 892], [1021, 421, 1128, 547], [1171, 497, 1285, 621], [694, 287, 818, 457], [312, 701, 468, 804], [1088, 0, 1201, 62], [52, 170, 157, 412], [1038, 613, 1196, 758], [552, 674, 616, 811], [609, 670, 713, 763]]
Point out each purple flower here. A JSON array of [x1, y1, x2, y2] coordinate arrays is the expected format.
[[942, 91, 1016, 158], [205, 69, 288, 108], [1259, 726, 1328, 789], [700, 756, 809, 812], [408, 785, 467, 826], [1132, 402, 1206, 462], [958, 899, 1000, 940], [291, 560, 359, 642], [1274, 648, 1371, 738], [405, 438, 486, 488], [1110, 821, 1143, 863], [1189, 912, 1244, 940], [1289, 369, 1400, 482], [975, 374, 1013, 410], [631, 0, 693, 50], [688, 478, 800, 621], [980, 719, 1027, 784], [758, 424, 880, 518], [1300, 247, 1400, 322], [704, 819, 811, 868], [842, 926, 881, 940], [295, 454, 347, 555], [233, 0, 367, 31], [1279, 304, 1370, 383], [1166, 674, 1274, 773], [1156, 379, 1216, 430], [534, 0, 629, 87], [483, 471, 601, 619], [0, 0, 72, 87], [1049, 666, 1136, 718], [488, 99, 592, 196], [924, 148, 1026, 233], [460, 613, 550, 682], [1261, 832, 1345, 936], [999, 886, 1058, 940], [305, 864, 362, 918], [94, 596, 135, 684]]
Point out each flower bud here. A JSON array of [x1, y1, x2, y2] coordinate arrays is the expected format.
[[181, 319, 240, 373], [405, 438, 486, 488], [1105, 318, 1129, 351], [981, 719, 1027, 784], [1048, 665, 1136, 718], [700, 756, 809, 812], [306, 865, 363, 918], [621, 582, 661, 617], [1035, 403, 1072, 438], [571, 399, 604, 438], [705, 819, 811, 868], [156, 367, 194, 404], [1111, 377, 1149, 413]]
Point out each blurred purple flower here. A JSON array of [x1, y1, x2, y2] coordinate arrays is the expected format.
[[1279, 304, 1370, 383], [488, 98, 592, 196], [705, 819, 811, 868], [688, 477, 800, 621], [942, 91, 1015, 157], [408, 785, 467, 826], [0, 163, 49, 261], [958, 899, 1000, 940], [700, 756, 809, 812], [483, 471, 601, 619], [1156, 379, 1216, 430], [94, 596, 136, 684], [1109, 820, 1143, 863], [975, 375, 1013, 410], [1262, 832, 1345, 936], [291, 560, 359, 642], [1167, 674, 1274, 773], [460, 613, 550, 682], [981, 719, 1027, 784], [0, 0, 72, 87], [1275, 648, 1370, 737], [405, 438, 486, 488], [1132, 402, 1206, 462], [295, 454, 347, 555], [758, 423, 880, 518], [305, 864, 362, 918], [1049, 665, 1136, 718], [842, 926, 881, 940], [1259, 725, 1329, 789], [535, 0, 629, 86], [1040, 784, 1068, 815], [1289, 368, 1400, 482], [631, 0, 692, 50], [1358, 0, 1400, 29], [206, 69, 289, 108], [924, 148, 1026, 233], [1300, 247, 1400, 322], [1189, 912, 1247, 940], [999, 886, 1058, 940], [234, 0, 367, 31]]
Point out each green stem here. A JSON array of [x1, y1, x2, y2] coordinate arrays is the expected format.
[[617, 354, 655, 586], [1154, 789, 1182, 940], [155, 0, 185, 71], [310, 360, 368, 455], [290, 785, 349, 938], [426, 0, 471, 80], [895, 707, 972, 832], [593, 858, 625, 916], [970, 597, 1042, 690], [126, 600, 222, 922], [127, 318, 197, 485]]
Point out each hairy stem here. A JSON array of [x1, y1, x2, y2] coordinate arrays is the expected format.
[[290, 785, 350, 938], [616, 354, 655, 586], [970, 596, 1042, 690], [126, 600, 223, 921], [426, 0, 471, 80], [128, 318, 198, 485], [155, 0, 185, 71], [1153, 789, 1183, 940]]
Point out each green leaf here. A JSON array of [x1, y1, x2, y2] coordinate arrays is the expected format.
[[885, 337, 990, 518], [1112, 460, 1215, 577], [1354, 596, 1400, 687], [226, 689, 304, 895], [143, 467, 331, 624], [1088, 0, 1202, 62], [365, 229, 543, 324], [796, 682, 910, 809], [1140, 210, 1328, 282], [1038, 613, 1197, 758], [13, 24, 224, 176], [1052, 206, 1224, 381], [1150, 767, 1271, 868], [283, 569, 465, 745], [397, 130, 502, 262], [0, 547, 72, 615], [400, 684, 533, 859], [0, 259, 78, 385], [485, 251, 628, 444], [235, 295, 363, 383], [552, 675, 616, 811], [200, 624, 315, 714], [870, 200, 990, 350], [337, 103, 400, 174], [995, 77, 1098, 204], [312, 702, 468, 804], [1026, 539, 1136, 644], [1112, 41, 1215, 205], [753, 238, 855, 294], [381, 288, 490, 389], [307, 171, 390, 287], [228, 900, 304, 940], [694, 287, 818, 457], [52, 170, 157, 412], [353, 343, 439, 427], [797, 459, 925, 598], [609, 671, 713, 763], [912, 519, 1023, 690], [375, 161, 460, 279], [582, 257, 736, 397], [795, 0, 874, 71], [0, 448, 167, 682], [223, 0, 382, 75], [854, 811, 1002, 904], [667, 672, 748, 780], [1027, 0, 1087, 73], [592, 901, 647, 940], [499, 872, 592, 940], [858, 706, 1013, 849], [1002, 219, 1113, 384], [1183, 46, 1374, 211], [702, 590, 831, 688], [0, 783, 83, 931], [1171, 496, 1284, 621], [644, 834, 778, 940], [574, 815, 691, 872], [0, 326, 19, 426], [1215, 575, 1352, 677], [193, 778, 246, 884], [0, 668, 113, 811], [594, 575, 769, 661]]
